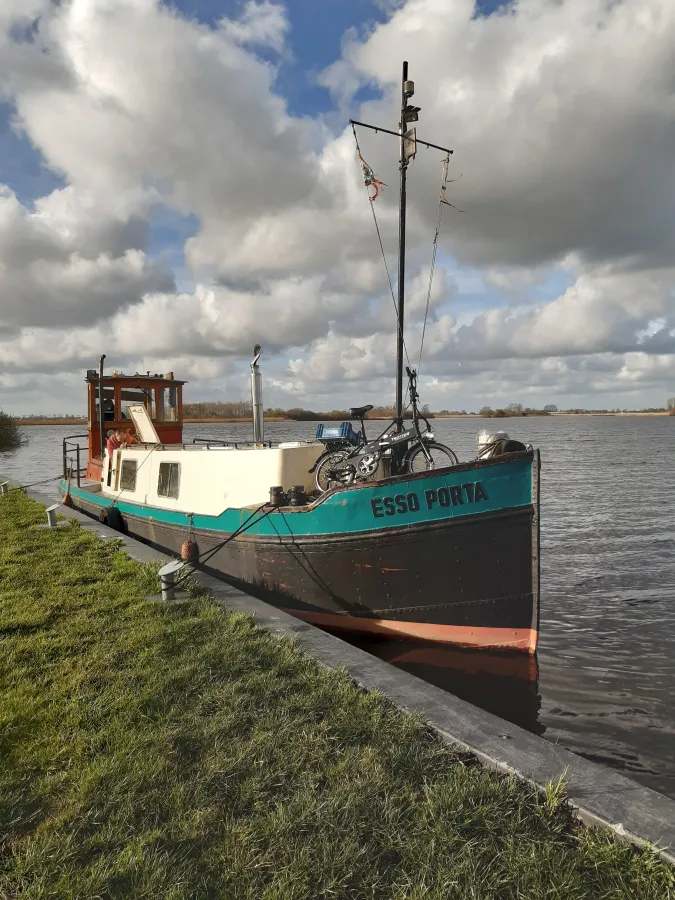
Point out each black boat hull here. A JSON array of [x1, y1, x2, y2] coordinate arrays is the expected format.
[[63, 452, 540, 652]]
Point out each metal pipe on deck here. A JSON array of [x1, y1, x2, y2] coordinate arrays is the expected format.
[[98, 354, 106, 461], [251, 344, 264, 445]]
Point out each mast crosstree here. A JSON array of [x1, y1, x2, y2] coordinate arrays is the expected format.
[[350, 61, 453, 430]]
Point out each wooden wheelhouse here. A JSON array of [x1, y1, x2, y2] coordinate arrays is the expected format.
[[85, 370, 186, 480]]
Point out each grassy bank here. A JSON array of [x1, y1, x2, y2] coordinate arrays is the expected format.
[[1, 492, 673, 899]]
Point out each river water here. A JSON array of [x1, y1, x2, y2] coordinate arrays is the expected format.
[[2, 416, 674, 799]]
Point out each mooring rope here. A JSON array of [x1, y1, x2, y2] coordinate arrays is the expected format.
[[171, 501, 274, 592], [2, 474, 63, 493]]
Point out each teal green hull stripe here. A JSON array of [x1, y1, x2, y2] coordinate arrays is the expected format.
[[60, 457, 532, 538]]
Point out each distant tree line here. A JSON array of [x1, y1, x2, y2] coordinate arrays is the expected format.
[[184, 401, 437, 421], [183, 400, 254, 418], [13, 397, 675, 425], [13, 413, 85, 421], [182, 397, 675, 420], [262, 406, 433, 421], [479, 403, 557, 418]]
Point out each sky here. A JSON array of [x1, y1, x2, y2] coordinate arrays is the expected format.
[[1, 0, 675, 415]]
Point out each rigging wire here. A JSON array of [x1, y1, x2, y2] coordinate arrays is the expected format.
[[417, 159, 466, 376], [351, 123, 410, 372]]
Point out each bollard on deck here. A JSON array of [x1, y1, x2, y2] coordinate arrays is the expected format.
[[0, 482, 9, 496]]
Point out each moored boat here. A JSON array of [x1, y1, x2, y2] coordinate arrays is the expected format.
[[60, 63, 541, 653]]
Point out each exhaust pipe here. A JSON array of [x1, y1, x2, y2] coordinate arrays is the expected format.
[[251, 344, 264, 444], [99, 354, 106, 459]]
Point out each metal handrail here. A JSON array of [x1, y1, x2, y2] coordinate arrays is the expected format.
[[191, 438, 273, 449], [62, 434, 89, 487]]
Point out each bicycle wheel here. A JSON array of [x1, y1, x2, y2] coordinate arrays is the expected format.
[[405, 441, 459, 473], [314, 448, 352, 493]]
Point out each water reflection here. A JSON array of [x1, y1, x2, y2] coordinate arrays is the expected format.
[[334, 633, 545, 736]]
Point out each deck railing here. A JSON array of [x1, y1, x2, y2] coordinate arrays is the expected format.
[[191, 438, 273, 449], [62, 435, 89, 486]]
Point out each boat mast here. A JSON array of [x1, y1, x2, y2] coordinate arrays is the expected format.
[[396, 61, 412, 429], [349, 64, 452, 430]]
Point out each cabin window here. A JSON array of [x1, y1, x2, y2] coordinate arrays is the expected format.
[[120, 459, 137, 492], [157, 462, 180, 499], [157, 386, 179, 422], [89, 380, 115, 422]]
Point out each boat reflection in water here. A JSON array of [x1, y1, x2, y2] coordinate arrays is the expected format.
[[334, 634, 545, 736]]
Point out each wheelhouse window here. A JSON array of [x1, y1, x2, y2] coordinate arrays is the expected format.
[[157, 386, 179, 422], [119, 387, 156, 420], [102, 391, 116, 421], [120, 459, 138, 492], [157, 462, 180, 499]]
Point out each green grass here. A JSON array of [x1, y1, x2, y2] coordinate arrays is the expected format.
[[0, 492, 673, 899]]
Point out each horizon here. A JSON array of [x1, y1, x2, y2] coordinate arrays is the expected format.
[[11, 401, 673, 420]]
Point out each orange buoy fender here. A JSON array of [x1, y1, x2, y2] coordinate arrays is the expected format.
[[181, 540, 198, 562]]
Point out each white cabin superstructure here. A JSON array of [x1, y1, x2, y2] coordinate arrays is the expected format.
[[102, 442, 322, 514], [95, 391, 322, 514]]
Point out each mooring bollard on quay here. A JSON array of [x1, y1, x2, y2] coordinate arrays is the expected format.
[[37, 503, 72, 530], [147, 559, 192, 604]]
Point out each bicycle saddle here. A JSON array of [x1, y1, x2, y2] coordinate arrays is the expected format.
[[349, 404, 373, 419]]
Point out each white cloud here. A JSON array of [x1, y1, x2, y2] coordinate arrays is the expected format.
[[1, 0, 675, 414], [0, 186, 171, 328], [220, 1, 289, 54], [331, 0, 675, 271]]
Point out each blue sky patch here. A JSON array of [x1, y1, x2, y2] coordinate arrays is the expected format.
[[0, 103, 64, 206]]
